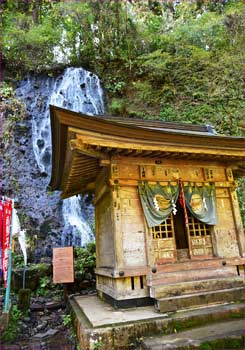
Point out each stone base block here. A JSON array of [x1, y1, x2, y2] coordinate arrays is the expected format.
[[98, 290, 154, 309]]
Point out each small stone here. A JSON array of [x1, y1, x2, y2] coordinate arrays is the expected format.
[[32, 328, 38, 335], [37, 324, 45, 331], [33, 328, 58, 339], [41, 316, 51, 322], [31, 304, 44, 312]]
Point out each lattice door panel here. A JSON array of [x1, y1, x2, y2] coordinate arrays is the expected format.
[[188, 215, 213, 257], [152, 215, 176, 263]]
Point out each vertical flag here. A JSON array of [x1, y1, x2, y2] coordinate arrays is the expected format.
[[2, 198, 12, 288], [0, 198, 3, 278]]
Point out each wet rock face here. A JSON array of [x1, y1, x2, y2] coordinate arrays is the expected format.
[[2, 68, 103, 259], [2, 99, 64, 257]]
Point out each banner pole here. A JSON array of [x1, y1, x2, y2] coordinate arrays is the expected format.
[[3, 199, 14, 313], [0, 197, 4, 281]]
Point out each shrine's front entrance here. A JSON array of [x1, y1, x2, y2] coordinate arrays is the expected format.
[[151, 199, 214, 265], [174, 201, 189, 251]]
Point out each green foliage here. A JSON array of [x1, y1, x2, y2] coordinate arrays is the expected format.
[[2, 0, 141, 73], [134, 0, 244, 136], [74, 242, 96, 280], [2, 305, 23, 342], [0, 83, 26, 148], [105, 77, 126, 95], [109, 98, 127, 116], [199, 336, 244, 350], [62, 313, 72, 327], [35, 276, 50, 296], [92, 341, 104, 350], [35, 275, 59, 297], [62, 312, 80, 349], [12, 253, 25, 268], [2, 11, 61, 72]]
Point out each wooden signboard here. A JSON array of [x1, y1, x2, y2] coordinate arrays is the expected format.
[[53, 247, 74, 283]]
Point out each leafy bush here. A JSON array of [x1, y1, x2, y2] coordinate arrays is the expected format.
[[0, 83, 26, 148], [109, 98, 127, 116], [74, 242, 96, 280], [2, 305, 23, 342]]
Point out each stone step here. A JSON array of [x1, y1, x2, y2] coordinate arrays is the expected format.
[[155, 287, 244, 313], [150, 276, 244, 299], [147, 266, 236, 286], [140, 318, 244, 350]]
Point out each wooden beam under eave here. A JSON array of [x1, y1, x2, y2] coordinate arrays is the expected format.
[[61, 182, 95, 199], [73, 130, 244, 158], [141, 151, 154, 157], [70, 138, 109, 160], [68, 167, 99, 180], [153, 151, 170, 158], [121, 149, 134, 156], [128, 149, 143, 157], [70, 162, 99, 172]]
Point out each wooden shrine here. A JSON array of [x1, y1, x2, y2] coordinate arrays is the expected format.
[[49, 105, 244, 311]]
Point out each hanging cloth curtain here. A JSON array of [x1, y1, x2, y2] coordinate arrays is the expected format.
[[184, 183, 217, 225], [138, 181, 179, 228]]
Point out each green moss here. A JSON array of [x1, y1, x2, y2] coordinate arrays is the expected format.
[[0, 83, 27, 148], [200, 336, 244, 350], [109, 98, 127, 116], [166, 317, 207, 334]]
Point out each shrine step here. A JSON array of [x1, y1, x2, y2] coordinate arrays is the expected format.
[[147, 266, 236, 286], [154, 287, 244, 313], [140, 318, 244, 350], [154, 258, 232, 274], [150, 276, 244, 299]]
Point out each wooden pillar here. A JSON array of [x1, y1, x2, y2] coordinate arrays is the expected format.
[[95, 205, 100, 267], [229, 186, 244, 257], [143, 217, 155, 268], [112, 185, 124, 270]]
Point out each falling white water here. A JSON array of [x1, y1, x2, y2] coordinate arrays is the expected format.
[[32, 67, 104, 175], [32, 67, 104, 246]]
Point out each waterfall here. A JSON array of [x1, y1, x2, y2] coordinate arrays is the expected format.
[[16, 67, 104, 247], [32, 67, 104, 175]]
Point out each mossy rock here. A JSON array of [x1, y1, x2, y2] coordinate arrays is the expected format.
[[18, 288, 31, 313], [12, 263, 52, 292]]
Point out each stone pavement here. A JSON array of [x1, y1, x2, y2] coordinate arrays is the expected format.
[[73, 294, 165, 327], [141, 318, 244, 349]]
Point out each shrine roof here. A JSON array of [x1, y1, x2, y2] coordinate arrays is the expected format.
[[49, 105, 244, 198], [97, 115, 217, 135]]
